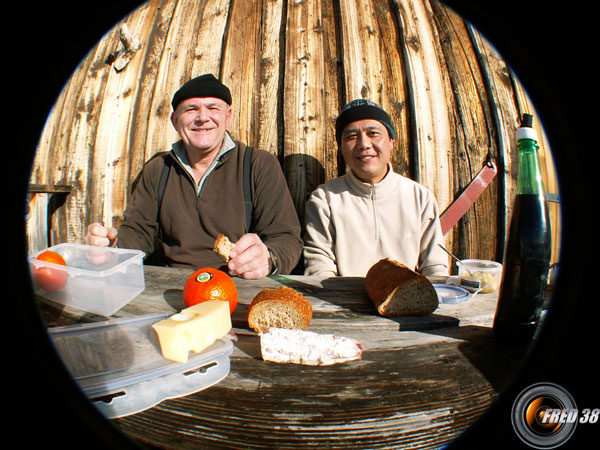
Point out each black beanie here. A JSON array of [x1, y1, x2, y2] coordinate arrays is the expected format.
[[171, 74, 232, 110], [335, 99, 395, 145]]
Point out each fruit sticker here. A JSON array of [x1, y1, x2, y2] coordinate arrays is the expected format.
[[196, 272, 214, 283]]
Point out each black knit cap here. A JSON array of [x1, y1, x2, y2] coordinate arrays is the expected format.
[[171, 74, 232, 110], [335, 99, 395, 145]]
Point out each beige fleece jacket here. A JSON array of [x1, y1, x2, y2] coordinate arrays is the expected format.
[[303, 165, 449, 277]]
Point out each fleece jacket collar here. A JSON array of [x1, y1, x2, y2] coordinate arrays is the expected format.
[[170, 132, 236, 194]]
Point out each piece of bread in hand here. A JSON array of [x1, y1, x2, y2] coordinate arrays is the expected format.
[[247, 286, 312, 333], [260, 327, 363, 366], [365, 258, 438, 317], [213, 234, 235, 262]]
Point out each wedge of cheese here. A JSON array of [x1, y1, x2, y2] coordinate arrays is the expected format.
[[152, 300, 232, 363]]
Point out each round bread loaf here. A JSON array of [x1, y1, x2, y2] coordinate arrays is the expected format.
[[247, 286, 313, 333], [365, 258, 438, 317]]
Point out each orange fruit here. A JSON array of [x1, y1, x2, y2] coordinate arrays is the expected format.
[[37, 250, 67, 266], [34, 250, 68, 291], [182, 267, 238, 313]]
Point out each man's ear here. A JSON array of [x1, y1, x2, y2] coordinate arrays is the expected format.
[[170, 111, 178, 130], [224, 107, 233, 128]]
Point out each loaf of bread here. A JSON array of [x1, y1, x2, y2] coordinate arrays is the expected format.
[[365, 258, 438, 316], [213, 234, 235, 262], [260, 328, 363, 366], [247, 286, 312, 333]]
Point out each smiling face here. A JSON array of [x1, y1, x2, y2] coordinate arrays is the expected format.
[[339, 119, 393, 184], [170, 97, 232, 160]]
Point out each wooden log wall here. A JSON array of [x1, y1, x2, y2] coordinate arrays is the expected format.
[[29, 0, 560, 270]]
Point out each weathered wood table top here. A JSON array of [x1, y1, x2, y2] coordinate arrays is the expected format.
[[39, 265, 531, 449]]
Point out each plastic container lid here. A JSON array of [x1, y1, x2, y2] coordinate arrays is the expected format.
[[433, 284, 471, 303], [48, 313, 233, 418]]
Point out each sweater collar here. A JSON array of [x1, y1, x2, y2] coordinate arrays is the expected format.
[[171, 132, 236, 192], [346, 163, 395, 197]]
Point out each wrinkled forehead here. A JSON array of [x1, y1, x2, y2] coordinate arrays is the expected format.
[[176, 96, 230, 110]]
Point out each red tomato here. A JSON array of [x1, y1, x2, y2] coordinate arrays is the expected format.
[[34, 251, 68, 291]]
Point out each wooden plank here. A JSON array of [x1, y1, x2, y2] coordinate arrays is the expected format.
[[392, 0, 453, 207], [338, 0, 385, 103], [372, 0, 411, 177], [317, 0, 344, 182], [125, 0, 179, 188], [283, 0, 331, 223], [26, 193, 49, 253], [221, 0, 261, 146], [253, 0, 285, 157], [189, 0, 231, 78], [93, 9, 153, 229], [143, 0, 208, 161], [427, 3, 499, 261]]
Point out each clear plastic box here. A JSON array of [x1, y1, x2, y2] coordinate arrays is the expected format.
[[28, 243, 145, 316], [47, 313, 233, 418], [457, 259, 502, 293]]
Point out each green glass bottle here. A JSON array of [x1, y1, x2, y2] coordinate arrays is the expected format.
[[493, 113, 552, 345]]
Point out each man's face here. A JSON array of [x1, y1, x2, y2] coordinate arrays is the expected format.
[[339, 119, 393, 184], [170, 97, 232, 156]]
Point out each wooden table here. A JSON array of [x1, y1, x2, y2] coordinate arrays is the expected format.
[[39, 265, 534, 449]]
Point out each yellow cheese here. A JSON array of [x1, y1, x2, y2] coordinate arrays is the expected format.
[[152, 300, 232, 363]]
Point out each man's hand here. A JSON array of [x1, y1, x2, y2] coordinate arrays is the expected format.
[[228, 233, 272, 279], [84, 223, 118, 247]]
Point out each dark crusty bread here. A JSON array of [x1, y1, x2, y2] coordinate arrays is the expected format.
[[213, 234, 235, 262], [247, 286, 313, 333], [365, 258, 438, 317]]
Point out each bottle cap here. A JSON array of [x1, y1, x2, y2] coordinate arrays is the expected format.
[[516, 113, 538, 142]]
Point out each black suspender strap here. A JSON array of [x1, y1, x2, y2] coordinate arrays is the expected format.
[[157, 157, 170, 216], [243, 146, 254, 233], [155, 156, 171, 258]]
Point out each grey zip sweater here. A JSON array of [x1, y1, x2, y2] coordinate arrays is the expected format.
[[117, 136, 302, 274]]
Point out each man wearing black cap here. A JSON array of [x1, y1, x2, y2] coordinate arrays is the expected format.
[[85, 74, 302, 279], [303, 99, 448, 277]]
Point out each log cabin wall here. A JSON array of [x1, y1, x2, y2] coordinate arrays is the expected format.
[[29, 0, 560, 271]]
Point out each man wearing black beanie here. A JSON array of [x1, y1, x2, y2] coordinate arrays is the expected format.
[[85, 74, 302, 279], [303, 99, 448, 277]]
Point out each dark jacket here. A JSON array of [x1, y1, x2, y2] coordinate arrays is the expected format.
[[117, 139, 302, 274]]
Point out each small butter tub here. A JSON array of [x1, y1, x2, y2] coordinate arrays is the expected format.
[[457, 259, 502, 293], [28, 243, 145, 316]]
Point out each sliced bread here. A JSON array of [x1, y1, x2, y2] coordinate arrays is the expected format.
[[247, 286, 312, 333]]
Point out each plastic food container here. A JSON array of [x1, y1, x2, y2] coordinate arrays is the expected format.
[[457, 259, 502, 293], [434, 284, 471, 303], [47, 313, 233, 418], [28, 243, 145, 316]]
